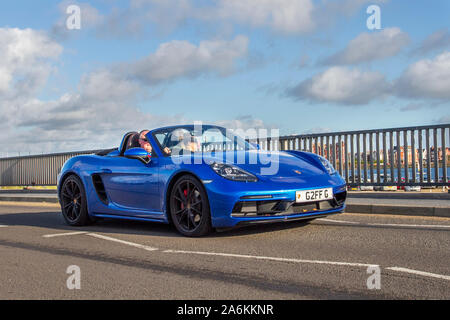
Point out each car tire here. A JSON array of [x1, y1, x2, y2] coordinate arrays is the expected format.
[[169, 175, 212, 237], [60, 174, 91, 226]]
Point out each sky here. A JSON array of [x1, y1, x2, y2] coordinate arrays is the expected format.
[[0, 0, 449, 156]]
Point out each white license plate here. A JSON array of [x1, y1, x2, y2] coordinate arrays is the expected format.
[[295, 188, 333, 203]]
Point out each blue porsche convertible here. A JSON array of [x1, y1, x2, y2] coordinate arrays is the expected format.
[[57, 125, 347, 236]]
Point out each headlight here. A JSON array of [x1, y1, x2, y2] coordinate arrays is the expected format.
[[210, 162, 258, 182], [318, 156, 336, 175]]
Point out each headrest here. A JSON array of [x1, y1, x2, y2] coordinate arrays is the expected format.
[[119, 131, 139, 155], [128, 133, 140, 149]]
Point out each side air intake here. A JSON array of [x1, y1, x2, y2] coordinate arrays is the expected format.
[[92, 174, 108, 205]]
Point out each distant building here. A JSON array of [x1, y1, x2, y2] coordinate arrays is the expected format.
[[314, 140, 449, 167]]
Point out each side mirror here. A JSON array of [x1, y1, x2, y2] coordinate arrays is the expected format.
[[124, 148, 151, 164]]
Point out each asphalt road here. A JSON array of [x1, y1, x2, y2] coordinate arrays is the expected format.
[[0, 201, 449, 299]]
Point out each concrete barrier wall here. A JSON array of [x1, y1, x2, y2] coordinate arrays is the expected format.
[[0, 150, 102, 186]]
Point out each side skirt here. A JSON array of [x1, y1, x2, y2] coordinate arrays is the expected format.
[[91, 213, 170, 224]]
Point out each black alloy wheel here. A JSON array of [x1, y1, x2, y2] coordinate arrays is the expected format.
[[60, 175, 90, 226], [170, 175, 212, 237]]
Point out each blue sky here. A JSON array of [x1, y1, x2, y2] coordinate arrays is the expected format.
[[0, 0, 449, 155]]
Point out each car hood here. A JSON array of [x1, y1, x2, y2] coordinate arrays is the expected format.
[[200, 150, 330, 183]]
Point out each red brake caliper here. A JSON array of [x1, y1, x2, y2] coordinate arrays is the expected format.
[[181, 189, 188, 209]]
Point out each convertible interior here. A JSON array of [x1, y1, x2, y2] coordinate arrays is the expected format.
[[95, 131, 145, 156]]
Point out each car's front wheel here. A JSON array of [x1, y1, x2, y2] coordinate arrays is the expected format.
[[60, 174, 91, 226], [169, 175, 212, 237]]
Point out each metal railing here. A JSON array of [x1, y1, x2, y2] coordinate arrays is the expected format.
[[0, 124, 449, 187], [259, 124, 449, 187]]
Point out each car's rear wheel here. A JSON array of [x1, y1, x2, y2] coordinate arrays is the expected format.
[[60, 175, 91, 226], [169, 175, 212, 237]]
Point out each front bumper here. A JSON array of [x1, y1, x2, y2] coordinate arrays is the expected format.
[[231, 191, 346, 217], [204, 178, 347, 228]]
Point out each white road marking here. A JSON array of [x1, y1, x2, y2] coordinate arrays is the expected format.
[[386, 267, 450, 281], [318, 218, 450, 229], [0, 224, 8, 227], [163, 249, 376, 268], [43, 231, 88, 238], [41, 227, 450, 283], [87, 233, 158, 251], [319, 219, 360, 225]]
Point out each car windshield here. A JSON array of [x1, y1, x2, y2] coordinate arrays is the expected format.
[[152, 126, 256, 155]]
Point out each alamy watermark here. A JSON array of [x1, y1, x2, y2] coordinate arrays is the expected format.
[[366, 5, 381, 30], [366, 265, 381, 290], [66, 265, 81, 290], [66, 5, 81, 30]]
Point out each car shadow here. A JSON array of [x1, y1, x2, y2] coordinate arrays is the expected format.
[[0, 209, 178, 237], [210, 220, 312, 237], [0, 206, 314, 238]]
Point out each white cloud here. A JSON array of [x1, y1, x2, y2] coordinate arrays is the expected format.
[[125, 35, 248, 84], [317, 0, 388, 17], [215, 115, 274, 130], [286, 51, 450, 106], [0, 28, 62, 97], [0, 27, 178, 155], [302, 127, 332, 134], [130, 0, 193, 34], [434, 115, 450, 124], [49, 0, 394, 41], [10, 77, 185, 154], [0, 27, 251, 155], [79, 70, 142, 101], [128, 0, 315, 34], [0, 27, 64, 153], [132, 0, 388, 35], [321, 28, 410, 65], [399, 103, 425, 112], [396, 51, 450, 99], [47, 0, 395, 42], [411, 28, 450, 56], [76, 0, 330, 37], [288, 66, 390, 105], [209, 0, 315, 34]]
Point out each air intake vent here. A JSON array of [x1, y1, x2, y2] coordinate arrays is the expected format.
[[92, 174, 108, 204]]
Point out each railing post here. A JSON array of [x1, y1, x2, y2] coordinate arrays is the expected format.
[[357, 133, 361, 183], [363, 133, 367, 183], [331, 135, 334, 163], [320, 136, 324, 157], [338, 135, 343, 176], [411, 130, 416, 183], [344, 134, 349, 183], [418, 129, 423, 183], [326, 136, 330, 159], [404, 130, 409, 184], [426, 129, 431, 183], [313, 137, 317, 154], [396, 131, 401, 184], [443, 128, 448, 184], [381, 131, 386, 183], [434, 128, 439, 183], [376, 132, 380, 183], [350, 134, 355, 184], [389, 131, 395, 183]]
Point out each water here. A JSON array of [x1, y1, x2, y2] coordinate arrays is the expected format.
[[347, 167, 449, 182]]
